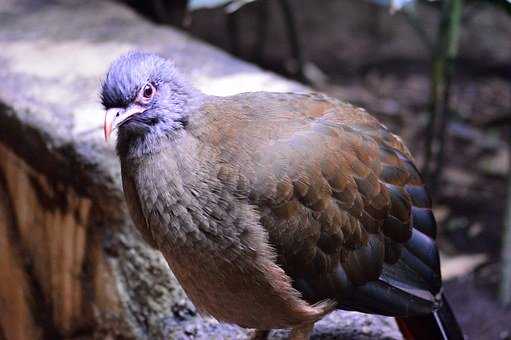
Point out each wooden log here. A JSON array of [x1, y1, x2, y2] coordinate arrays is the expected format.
[[0, 143, 92, 337], [0, 143, 194, 339], [0, 157, 43, 340]]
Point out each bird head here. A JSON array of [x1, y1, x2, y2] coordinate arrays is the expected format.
[[101, 51, 200, 143]]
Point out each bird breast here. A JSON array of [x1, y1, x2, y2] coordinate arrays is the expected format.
[[123, 134, 329, 328]]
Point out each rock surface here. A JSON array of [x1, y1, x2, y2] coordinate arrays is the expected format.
[[0, 1, 402, 339]]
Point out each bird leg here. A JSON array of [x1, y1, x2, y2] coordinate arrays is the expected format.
[[289, 322, 314, 340], [249, 329, 270, 340]]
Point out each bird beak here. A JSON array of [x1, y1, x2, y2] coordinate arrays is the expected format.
[[104, 104, 144, 141]]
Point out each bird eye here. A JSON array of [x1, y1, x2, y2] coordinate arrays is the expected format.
[[142, 83, 154, 100]]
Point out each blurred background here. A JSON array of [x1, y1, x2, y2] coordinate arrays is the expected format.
[[0, 0, 510, 339]]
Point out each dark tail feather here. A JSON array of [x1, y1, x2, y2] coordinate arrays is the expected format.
[[396, 295, 464, 340]]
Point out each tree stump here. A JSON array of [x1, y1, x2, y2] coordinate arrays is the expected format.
[[0, 1, 402, 339]]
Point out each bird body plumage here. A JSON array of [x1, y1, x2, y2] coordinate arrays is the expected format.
[[102, 52, 463, 339]]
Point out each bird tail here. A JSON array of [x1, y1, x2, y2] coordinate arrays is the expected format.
[[395, 295, 464, 340]]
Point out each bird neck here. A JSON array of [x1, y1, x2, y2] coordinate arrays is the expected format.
[[165, 75, 204, 121]]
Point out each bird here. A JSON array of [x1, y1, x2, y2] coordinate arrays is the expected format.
[[101, 51, 464, 340]]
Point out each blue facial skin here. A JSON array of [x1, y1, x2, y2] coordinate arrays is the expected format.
[[101, 51, 204, 157]]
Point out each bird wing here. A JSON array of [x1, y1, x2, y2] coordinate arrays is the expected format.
[[202, 92, 441, 317]]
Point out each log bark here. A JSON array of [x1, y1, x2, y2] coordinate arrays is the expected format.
[[0, 1, 403, 339]]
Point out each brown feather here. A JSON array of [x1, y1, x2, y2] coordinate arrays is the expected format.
[[121, 91, 440, 330]]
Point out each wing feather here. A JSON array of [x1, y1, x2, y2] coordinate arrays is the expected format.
[[214, 93, 443, 317], [199, 92, 442, 317]]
